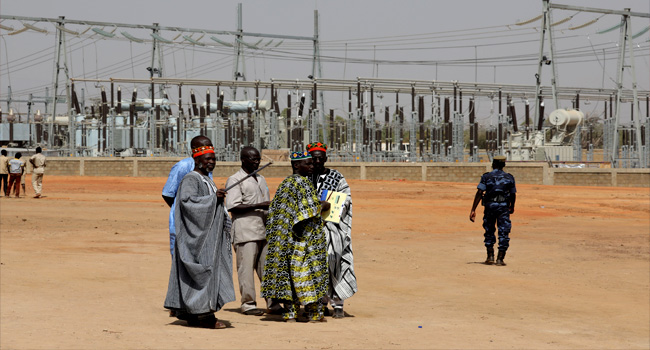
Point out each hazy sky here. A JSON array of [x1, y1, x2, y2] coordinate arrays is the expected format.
[[1, 0, 648, 122]]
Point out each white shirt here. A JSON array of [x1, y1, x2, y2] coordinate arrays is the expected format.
[[225, 168, 270, 244]]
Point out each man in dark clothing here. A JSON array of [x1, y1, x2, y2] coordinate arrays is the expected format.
[[469, 156, 516, 266]]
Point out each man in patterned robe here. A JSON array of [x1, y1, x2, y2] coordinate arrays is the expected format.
[[307, 142, 357, 319], [164, 137, 235, 329], [261, 151, 330, 323]]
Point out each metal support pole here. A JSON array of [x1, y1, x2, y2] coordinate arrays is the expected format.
[[612, 12, 629, 166], [626, 19, 644, 167], [469, 97, 475, 161], [534, 0, 559, 129], [409, 110, 417, 162], [286, 91, 292, 149], [312, 10, 326, 143], [27, 93, 33, 146], [51, 16, 70, 150], [232, 3, 247, 100]]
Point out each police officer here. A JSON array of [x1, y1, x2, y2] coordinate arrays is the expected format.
[[469, 156, 516, 266]]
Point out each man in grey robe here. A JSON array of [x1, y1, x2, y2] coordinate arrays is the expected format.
[[164, 136, 235, 329]]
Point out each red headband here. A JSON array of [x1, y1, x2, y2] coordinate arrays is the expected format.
[[192, 145, 215, 158], [306, 142, 328, 153]]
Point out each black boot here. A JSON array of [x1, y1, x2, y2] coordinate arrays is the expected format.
[[484, 247, 495, 265], [496, 250, 506, 266]]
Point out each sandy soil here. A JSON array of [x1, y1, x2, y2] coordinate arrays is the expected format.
[[0, 174, 648, 349]]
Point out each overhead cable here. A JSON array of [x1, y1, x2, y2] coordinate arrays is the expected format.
[[597, 22, 623, 34], [23, 22, 48, 33], [324, 24, 507, 43], [183, 35, 204, 46], [121, 31, 144, 43], [632, 26, 650, 39], [236, 38, 258, 49], [551, 15, 574, 27], [569, 18, 599, 30], [7, 27, 28, 35], [210, 36, 233, 47], [515, 14, 543, 26], [92, 27, 115, 38], [56, 25, 79, 35], [151, 32, 173, 43]]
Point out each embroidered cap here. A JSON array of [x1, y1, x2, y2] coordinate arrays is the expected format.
[[192, 145, 215, 158], [306, 142, 327, 153], [290, 151, 312, 161]]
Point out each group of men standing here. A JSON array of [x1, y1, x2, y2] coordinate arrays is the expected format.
[[0, 147, 46, 199], [160, 135, 517, 329], [161, 136, 357, 328]]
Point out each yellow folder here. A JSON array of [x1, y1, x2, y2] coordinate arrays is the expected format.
[[320, 190, 347, 223]]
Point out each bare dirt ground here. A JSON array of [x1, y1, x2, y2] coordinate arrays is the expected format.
[[1, 174, 648, 349]]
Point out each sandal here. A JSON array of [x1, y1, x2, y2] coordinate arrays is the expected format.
[[266, 307, 287, 315], [189, 318, 227, 329], [308, 317, 327, 323], [187, 314, 227, 329], [243, 308, 264, 316]]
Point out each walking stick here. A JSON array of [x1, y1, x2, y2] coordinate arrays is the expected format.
[[224, 161, 273, 192]]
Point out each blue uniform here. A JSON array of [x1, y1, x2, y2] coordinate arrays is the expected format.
[[477, 169, 516, 251], [162, 158, 212, 255]]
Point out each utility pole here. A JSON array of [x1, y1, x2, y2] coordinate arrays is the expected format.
[[311, 10, 326, 143], [51, 16, 71, 151], [611, 9, 644, 167], [533, 0, 559, 130], [232, 3, 247, 100], [536, 1, 649, 167], [149, 23, 164, 94]]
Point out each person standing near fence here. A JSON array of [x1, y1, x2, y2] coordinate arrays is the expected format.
[[30, 147, 46, 198], [469, 156, 516, 266], [7, 152, 25, 198], [0, 149, 9, 197]]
